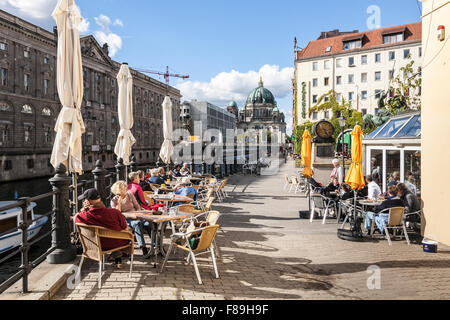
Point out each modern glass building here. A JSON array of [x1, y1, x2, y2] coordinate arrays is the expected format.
[[363, 111, 421, 192]]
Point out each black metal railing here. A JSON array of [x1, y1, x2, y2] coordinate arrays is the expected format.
[[0, 192, 56, 293], [0, 154, 240, 294]]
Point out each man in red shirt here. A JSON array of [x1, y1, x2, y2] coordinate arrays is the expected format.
[[74, 188, 130, 268]]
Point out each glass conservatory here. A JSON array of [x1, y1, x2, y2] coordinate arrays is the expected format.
[[362, 111, 421, 193]]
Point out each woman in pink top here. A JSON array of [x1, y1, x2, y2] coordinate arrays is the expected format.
[[127, 172, 152, 210]]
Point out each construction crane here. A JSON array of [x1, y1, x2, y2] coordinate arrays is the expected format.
[[135, 66, 189, 86]]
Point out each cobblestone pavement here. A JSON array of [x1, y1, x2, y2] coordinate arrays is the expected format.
[[53, 159, 450, 300]]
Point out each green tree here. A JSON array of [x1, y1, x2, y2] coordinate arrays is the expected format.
[[382, 56, 421, 114]]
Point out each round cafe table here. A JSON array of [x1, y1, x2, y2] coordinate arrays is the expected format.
[[122, 209, 195, 267]]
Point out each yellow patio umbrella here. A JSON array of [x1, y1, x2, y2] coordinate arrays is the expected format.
[[344, 124, 365, 190], [301, 130, 313, 178]]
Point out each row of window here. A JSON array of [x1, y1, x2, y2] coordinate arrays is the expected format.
[[0, 42, 51, 64], [312, 70, 393, 88], [0, 102, 53, 115], [310, 108, 369, 121], [0, 68, 52, 93], [312, 88, 406, 105], [312, 47, 420, 71]]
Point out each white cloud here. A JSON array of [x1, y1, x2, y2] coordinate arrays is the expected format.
[[92, 14, 123, 57], [177, 64, 293, 107], [78, 18, 90, 34], [0, 0, 57, 20], [113, 19, 124, 27], [177, 65, 294, 134]]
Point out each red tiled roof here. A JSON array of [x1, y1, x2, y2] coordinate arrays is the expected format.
[[296, 22, 422, 60]]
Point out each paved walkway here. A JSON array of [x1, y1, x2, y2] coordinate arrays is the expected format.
[[53, 159, 450, 300]]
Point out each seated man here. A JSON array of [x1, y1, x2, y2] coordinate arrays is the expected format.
[[147, 168, 164, 185], [366, 174, 381, 200], [363, 186, 404, 234], [173, 177, 198, 205], [397, 183, 421, 214], [322, 177, 340, 199], [74, 188, 130, 268], [172, 164, 182, 177], [159, 167, 172, 182], [180, 163, 191, 176], [137, 170, 151, 192]]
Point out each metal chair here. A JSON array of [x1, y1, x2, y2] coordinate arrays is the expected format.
[[75, 223, 134, 289], [159, 224, 220, 285], [310, 193, 335, 224], [284, 175, 293, 191]]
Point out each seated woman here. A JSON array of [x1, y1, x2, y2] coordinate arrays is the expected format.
[[180, 163, 191, 176], [127, 171, 153, 210], [111, 181, 151, 258]]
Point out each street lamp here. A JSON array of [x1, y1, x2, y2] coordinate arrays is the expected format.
[[338, 116, 346, 179]]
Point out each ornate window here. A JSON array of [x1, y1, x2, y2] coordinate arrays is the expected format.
[[0, 124, 10, 146], [42, 107, 52, 116], [22, 104, 33, 114], [99, 127, 105, 145], [0, 68, 7, 86], [44, 126, 52, 143], [24, 125, 33, 143], [0, 102, 11, 112]]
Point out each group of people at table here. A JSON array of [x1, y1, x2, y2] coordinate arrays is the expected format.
[[74, 163, 200, 268], [307, 158, 421, 236]]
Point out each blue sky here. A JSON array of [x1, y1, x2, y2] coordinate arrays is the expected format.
[[1, 0, 422, 133]]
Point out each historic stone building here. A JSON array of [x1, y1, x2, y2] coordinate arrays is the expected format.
[[0, 9, 182, 182], [237, 78, 286, 145]]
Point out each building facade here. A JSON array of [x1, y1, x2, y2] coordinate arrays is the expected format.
[[294, 22, 422, 125], [0, 9, 181, 182], [183, 100, 236, 136], [238, 78, 286, 145]]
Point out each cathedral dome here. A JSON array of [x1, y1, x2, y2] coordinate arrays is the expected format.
[[246, 77, 276, 105], [228, 100, 238, 108]]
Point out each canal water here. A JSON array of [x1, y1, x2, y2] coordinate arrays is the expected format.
[[0, 176, 54, 287]]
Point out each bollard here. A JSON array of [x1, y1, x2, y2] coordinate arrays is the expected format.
[[130, 155, 137, 173], [19, 197, 31, 292], [93, 160, 108, 204], [115, 158, 125, 181], [47, 164, 77, 264]]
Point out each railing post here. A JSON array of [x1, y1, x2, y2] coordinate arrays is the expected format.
[[115, 158, 125, 181], [93, 160, 108, 204], [47, 164, 76, 264], [18, 197, 31, 293], [202, 160, 206, 175], [130, 155, 137, 173]]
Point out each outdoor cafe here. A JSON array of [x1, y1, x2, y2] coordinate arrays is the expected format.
[[288, 119, 422, 244]]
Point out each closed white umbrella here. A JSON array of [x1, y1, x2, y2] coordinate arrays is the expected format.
[[159, 96, 173, 164], [50, 0, 85, 174], [114, 63, 136, 166]]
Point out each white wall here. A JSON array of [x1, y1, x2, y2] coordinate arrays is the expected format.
[[296, 42, 422, 124], [421, 0, 450, 244]]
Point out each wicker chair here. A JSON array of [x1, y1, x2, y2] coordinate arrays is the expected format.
[[75, 223, 134, 289], [143, 191, 155, 205], [371, 207, 410, 245], [159, 224, 220, 285]]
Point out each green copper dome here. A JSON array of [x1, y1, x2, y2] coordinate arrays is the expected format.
[[228, 100, 238, 107], [246, 77, 276, 105], [273, 106, 279, 112]]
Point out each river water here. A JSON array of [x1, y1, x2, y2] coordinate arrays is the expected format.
[[0, 176, 54, 287]]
